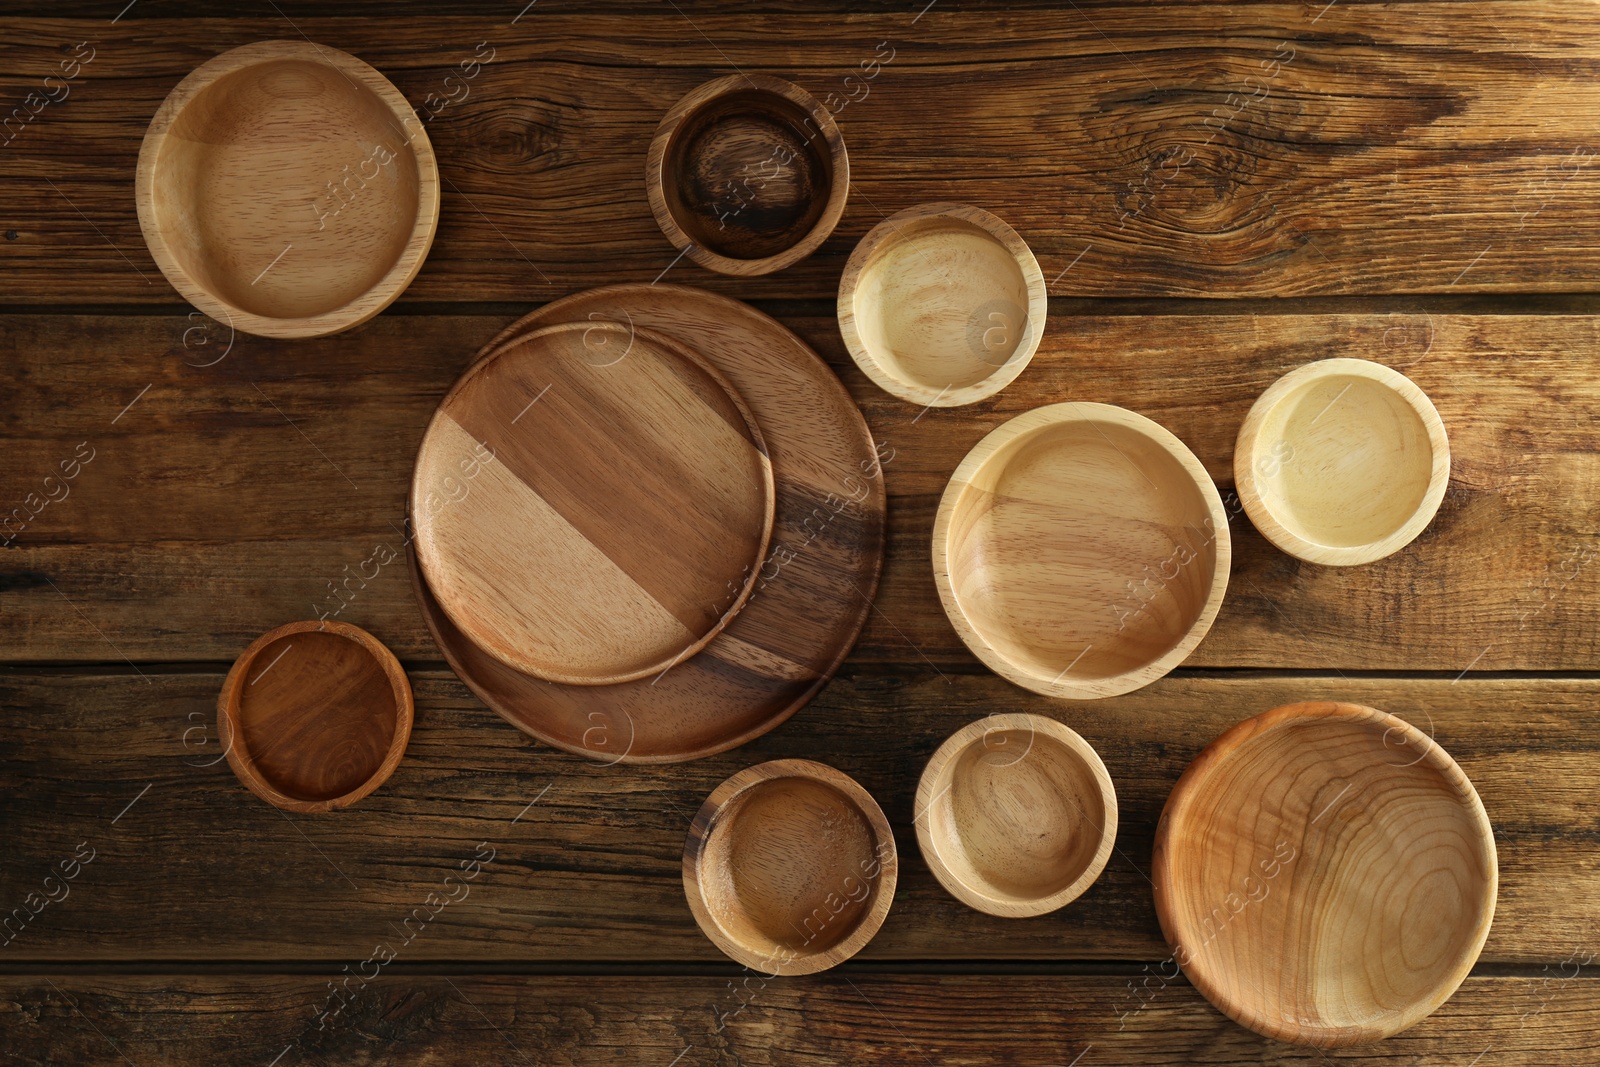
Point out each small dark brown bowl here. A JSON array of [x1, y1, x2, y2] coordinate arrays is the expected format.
[[218, 620, 413, 813], [646, 74, 848, 277]]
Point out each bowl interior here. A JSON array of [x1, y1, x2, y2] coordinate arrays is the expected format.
[[664, 88, 833, 262], [853, 215, 1033, 396], [944, 416, 1219, 688], [1252, 372, 1436, 549], [925, 726, 1108, 906], [153, 57, 421, 321], [699, 775, 887, 960], [235, 630, 399, 804]]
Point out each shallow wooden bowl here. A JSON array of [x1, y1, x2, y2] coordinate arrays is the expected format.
[[933, 402, 1230, 699], [838, 202, 1047, 407], [411, 320, 774, 686], [136, 40, 439, 339], [646, 74, 848, 276], [1235, 357, 1450, 566], [684, 760, 897, 975], [217, 620, 413, 813], [915, 714, 1116, 917], [1153, 701, 1497, 1046]]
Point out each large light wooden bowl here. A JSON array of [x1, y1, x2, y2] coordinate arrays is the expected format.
[[136, 40, 439, 339], [915, 714, 1116, 917], [646, 74, 848, 277], [838, 202, 1046, 407], [683, 760, 897, 975], [933, 402, 1230, 699], [1234, 358, 1450, 566], [1153, 701, 1497, 1047]]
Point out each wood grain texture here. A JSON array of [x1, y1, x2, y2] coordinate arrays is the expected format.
[[0, 669, 1590, 965], [9, 7, 1600, 302]]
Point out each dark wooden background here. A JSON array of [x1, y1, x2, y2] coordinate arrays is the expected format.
[[2, 2, 1598, 1063]]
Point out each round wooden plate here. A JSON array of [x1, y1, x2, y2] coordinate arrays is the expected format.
[[1153, 702, 1497, 1047], [933, 402, 1230, 700], [217, 620, 413, 813], [136, 40, 439, 339], [408, 284, 886, 762], [411, 320, 775, 686]]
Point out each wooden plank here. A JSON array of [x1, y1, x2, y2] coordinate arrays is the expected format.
[[1, 973, 1594, 1065], [6, 7, 1600, 302], [0, 669, 1591, 964], [2, 312, 1596, 671]]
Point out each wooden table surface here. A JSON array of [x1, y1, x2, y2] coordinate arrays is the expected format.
[[3, 2, 1598, 1063]]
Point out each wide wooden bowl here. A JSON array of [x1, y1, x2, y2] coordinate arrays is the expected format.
[[646, 74, 848, 277], [1234, 358, 1450, 566], [838, 202, 1046, 407], [411, 320, 774, 686], [136, 40, 439, 339], [683, 760, 897, 975], [1153, 701, 1497, 1047], [933, 402, 1230, 699], [915, 714, 1116, 917], [217, 620, 413, 813]]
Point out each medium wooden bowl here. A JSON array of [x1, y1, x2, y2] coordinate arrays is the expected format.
[[1234, 358, 1450, 566], [915, 714, 1117, 917], [217, 620, 413, 813], [136, 40, 439, 339], [646, 74, 848, 277], [411, 320, 775, 686], [1153, 701, 1497, 1047], [838, 202, 1047, 407], [933, 402, 1230, 699], [683, 760, 897, 975]]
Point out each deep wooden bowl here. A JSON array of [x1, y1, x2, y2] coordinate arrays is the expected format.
[[1235, 357, 1450, 566], [683, 760, 897, 975], [217, 620, 413, 813], [933, 402, 1230, 699], [646, 74, 848, 277], [838, 202, 1047, 407], [411, 320, 775, 686], [915, 714, 1116, 917], [1153, 701, 1497, 1047], [136, 40, 439, 339]]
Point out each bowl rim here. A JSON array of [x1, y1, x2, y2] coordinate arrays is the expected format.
[[645, 73, 849, 277], [1234, 357, 1451, 567], [914, 713, 1118, 917], [837, 201, 1047, 408], [216, 618, 414, 813], [682, 758, 898, 976], [931, 401, 1231, 699], [134, 39, 441, 340], [1151, 700, 1498, 1046]]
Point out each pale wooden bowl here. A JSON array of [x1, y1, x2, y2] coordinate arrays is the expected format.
[[1153, 701, 1497, 1047], [136, 40, 440, 339], [915, 714, 1116, 917], [217, 620, 413, 813], [683, 760, 897, 975], [838, 202, 1046, 407], [933, 402, 1230, 699], [1234, 357, 1450, 566], [646, 74, 848, 277]]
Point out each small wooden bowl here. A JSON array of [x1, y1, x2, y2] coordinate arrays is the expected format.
[[915, 714, 1116, 917], [1235, 358, 1450, 566], [646, 74, 848, 277], [683, 760, 897, 975], [217, 620, 413, 813], [933, 402, 1230, 699], [838, 202, 1047, 407], [136, 40, 440, 339], [1153, 702, 1497, 1046]]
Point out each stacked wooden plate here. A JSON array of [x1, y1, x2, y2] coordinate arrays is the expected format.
[[407, 284, 886, 763]]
